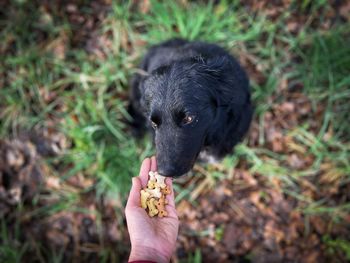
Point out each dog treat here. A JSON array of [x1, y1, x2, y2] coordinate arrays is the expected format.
[[144, 187, 162, 199], [147, 198, 159, 217], [149, 171, 156, 181], [154, 173, 166, 188], [155, 197, 168, 218], [140, 171, 171, 218], [147, 180, 157, 189], [161, 185, 171, 195], [140, 190, 150, 209]]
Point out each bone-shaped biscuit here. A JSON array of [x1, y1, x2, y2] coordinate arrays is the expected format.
[[147, 198, 158, 217], [154, 172, 166, 189], [145, 187, 162, 199], [149, 171, 156, 181], [155, 197, 168, 218], [147, 180, 157, 189], [161, 185, 171, 195], [140, 189, 151, 209]]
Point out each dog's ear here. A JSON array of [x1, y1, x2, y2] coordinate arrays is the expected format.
[[196, 56, 250, 106], [197, 55, 252, 156]]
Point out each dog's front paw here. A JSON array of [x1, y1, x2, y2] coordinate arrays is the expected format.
[[198, 149, 221, 164]]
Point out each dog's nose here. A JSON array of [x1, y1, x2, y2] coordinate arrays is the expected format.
[[157, 165, 185, 178]]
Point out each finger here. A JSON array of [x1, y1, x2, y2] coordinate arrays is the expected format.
[[165, 178, 178, 219], [150, 156, 157, 171], [139, 157, 151, 187], [126, 177, 142, 209]]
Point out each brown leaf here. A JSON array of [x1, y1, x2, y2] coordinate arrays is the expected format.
[[46, 176, 60, 189], [304, 251, 320, 263], [6, 148, 25, 169], [287, 153, 305, 169], [287, 21, 299, 33], [46, 229, 70, 247], [139, 0, 151, 14]]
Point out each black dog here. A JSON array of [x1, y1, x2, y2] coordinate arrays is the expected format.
[[129, 39, 252, 177]]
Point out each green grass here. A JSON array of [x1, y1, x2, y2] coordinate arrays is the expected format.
[[180, 248, 202, 263], [137, 0, 266, 44], [323, 235, 350, 261], [1, 0, 350, 262], [296, 26, 350, 139], [0, 220, 28, 263]]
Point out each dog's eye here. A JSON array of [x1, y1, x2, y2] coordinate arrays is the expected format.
[[150, 114, 161, 129], [182, 115, 194, 125]]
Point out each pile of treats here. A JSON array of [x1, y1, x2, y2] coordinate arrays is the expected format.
[[140, 171, 171, 217]]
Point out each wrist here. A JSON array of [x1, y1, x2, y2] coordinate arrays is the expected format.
[[129, 246, 170, 263]]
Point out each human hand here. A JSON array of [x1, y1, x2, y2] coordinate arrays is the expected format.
[[125, 156, 179, 263]]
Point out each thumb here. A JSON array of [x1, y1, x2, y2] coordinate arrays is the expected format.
[[126, 177, 142, 208]]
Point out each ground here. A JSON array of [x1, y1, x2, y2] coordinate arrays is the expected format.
[[0, 0, 350, 262]]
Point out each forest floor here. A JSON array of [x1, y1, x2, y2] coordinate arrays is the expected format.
[[1, 0, 350, 262]]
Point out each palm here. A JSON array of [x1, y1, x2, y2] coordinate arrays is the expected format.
[[127, 206, 178, 256]]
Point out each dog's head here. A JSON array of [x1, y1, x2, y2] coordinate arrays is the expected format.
[[141, 56, 252, 177]]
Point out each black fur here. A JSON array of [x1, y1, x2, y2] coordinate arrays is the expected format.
[[129, 39, 252, 177]]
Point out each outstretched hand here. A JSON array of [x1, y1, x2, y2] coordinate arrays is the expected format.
[[125, 156, 179, 263]]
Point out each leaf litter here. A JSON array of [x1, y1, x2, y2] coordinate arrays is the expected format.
[[1, 0, 349, 262]]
